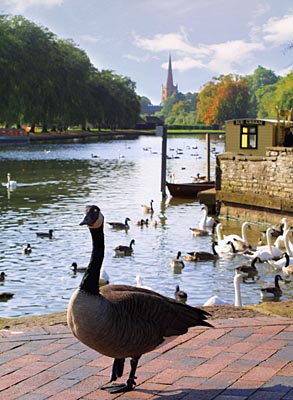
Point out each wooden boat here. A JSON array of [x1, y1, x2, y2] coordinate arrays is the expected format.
[[166, 180, 215, 198]]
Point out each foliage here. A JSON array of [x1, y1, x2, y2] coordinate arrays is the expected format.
[[0, 15, 140, 129]]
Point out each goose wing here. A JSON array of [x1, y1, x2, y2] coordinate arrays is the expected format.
[[101, 284, 211, 339]]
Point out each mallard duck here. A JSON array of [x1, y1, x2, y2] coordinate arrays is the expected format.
[[235, 257, 261, 280], [141, 200, 154, 214], [22, 243, 32, 254], [0, 272, 7, 282], [107, 217, 131, 230], [36, 229, 54, 238], [174, 285, 187, 304], [114, 239, 135, 256], [67, 205, 212, 393], [169, 251, 185, 272], [260, 274, 283, 299]]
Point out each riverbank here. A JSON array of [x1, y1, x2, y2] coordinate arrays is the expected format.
[[1, 300, 292, 330]]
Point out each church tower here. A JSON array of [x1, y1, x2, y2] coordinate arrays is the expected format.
[[161, 54, 177, 104]]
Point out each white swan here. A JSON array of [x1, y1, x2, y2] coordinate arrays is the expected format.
[[267, 230, 293, 269], [135, 274, 153, 290], [223, 221, 251, 243], [203, 272, 243, 307], [273, 218, 289, 249], [6, 173, 17, 190], [245, 227, 283, 261], [199, 205, 216, 229]]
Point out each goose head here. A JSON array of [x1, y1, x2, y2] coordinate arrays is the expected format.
[[80, 205, 104, 228]]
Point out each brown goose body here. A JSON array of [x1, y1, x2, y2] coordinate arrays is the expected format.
[[67, 205, 211, 393]]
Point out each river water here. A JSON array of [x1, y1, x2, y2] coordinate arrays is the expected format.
[[0, 134, 292, 318]]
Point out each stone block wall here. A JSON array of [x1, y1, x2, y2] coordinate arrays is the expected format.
[[216, 147, 293, 224]]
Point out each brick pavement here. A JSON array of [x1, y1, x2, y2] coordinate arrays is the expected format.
[[0, 315, 293, 399]]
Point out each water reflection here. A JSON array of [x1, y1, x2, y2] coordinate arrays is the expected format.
[[0, 135, 292, 317]]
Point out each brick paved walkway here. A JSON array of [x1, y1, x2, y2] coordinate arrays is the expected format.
[[0, 315, 293, 399]]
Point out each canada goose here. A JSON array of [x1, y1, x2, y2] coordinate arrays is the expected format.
[[36, 229, 54, 238], [0, 292, 14, 300], [190, 221, 217, 237], [235, 257, 261, 280], [22, 243, 32, 254], [199, 205, 216, 229], [174, 285, 187, 304], [261, 217, 287, 238], [114, 239, 135, 256], [260, 274, 283, 299], [169, 251, 185, 272], [6, 173, 17, 189], [141, 200, 154, 214], [107, 217, 131, 230], [0, 272, 6, 282], [67, 205, 212, 393], [185, 243, 219, 261], [282, 261, 293, 277], [71, 262, 109, 286], [204, 272, 243, 307], [268, 252, 293, 270], [214, 240, 237, 256]]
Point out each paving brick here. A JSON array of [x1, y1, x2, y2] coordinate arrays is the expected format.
[[1, 316, 293, 399]]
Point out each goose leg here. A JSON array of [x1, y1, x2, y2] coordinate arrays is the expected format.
[[102, 357, 139, 393]]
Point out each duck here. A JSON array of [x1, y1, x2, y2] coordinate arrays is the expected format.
[[0, 272, 7, 282], [6, 173, 17, 190], [199, 205, 216, 229], [260, 274, 283, 299], [71, 262, 87, 273], [203, 272, 243, 307], [22, 243, 32, 254], [141, 200, 154, 214], [169, 251, 185, 272], [0, 292, 14, 300], [71, 262, 109, 285], [114, 239, 135, 256], [67, 205, 212, 393], [107, 217, 131, 230], [36, 229, 54, 238], [190, 221, 217, 237], [174, 285, 188, 304], [235, 257, 261, 280]]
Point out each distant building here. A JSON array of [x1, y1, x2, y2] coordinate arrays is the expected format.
[[161, 55, 178, 104]]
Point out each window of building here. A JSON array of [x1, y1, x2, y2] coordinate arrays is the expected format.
[[240, 125, 258, 149]]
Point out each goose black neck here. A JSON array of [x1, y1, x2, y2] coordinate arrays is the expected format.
[[79, 224, 104, 295]]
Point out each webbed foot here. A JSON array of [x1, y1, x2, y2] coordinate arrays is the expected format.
[[101, 378, 136, 393]]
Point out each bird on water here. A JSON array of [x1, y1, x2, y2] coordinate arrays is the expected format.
[[67, 205, 212, 393]]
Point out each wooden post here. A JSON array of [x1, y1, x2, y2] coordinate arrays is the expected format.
[[206, 132, 211, 181], [156, 125, 168, 197]]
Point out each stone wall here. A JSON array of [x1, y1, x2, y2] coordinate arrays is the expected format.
[[216, 147, 293, 224]]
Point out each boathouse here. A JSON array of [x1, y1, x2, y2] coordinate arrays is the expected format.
[[225, 117, 292, 156], [215, 112, 293, 225]]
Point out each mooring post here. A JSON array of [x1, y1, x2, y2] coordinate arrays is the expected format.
[[206, 132, 211, 181], [156, 125, 168, 198]]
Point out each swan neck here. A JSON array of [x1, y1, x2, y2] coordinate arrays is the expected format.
[[266, 229, 273, 254], [79, 224, 104, 295]]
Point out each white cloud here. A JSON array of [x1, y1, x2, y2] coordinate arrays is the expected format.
[[78, 34, 102, 44], [2, 0, 63, 13], [262, 14, 293, 45]]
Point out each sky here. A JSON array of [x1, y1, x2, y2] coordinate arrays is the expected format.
[[1, 0, 293, 105]]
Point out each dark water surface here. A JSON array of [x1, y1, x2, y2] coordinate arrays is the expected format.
[[0, 135, 291, 317]]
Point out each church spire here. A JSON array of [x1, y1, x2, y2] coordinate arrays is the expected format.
[[161, 54, 177, 104]]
